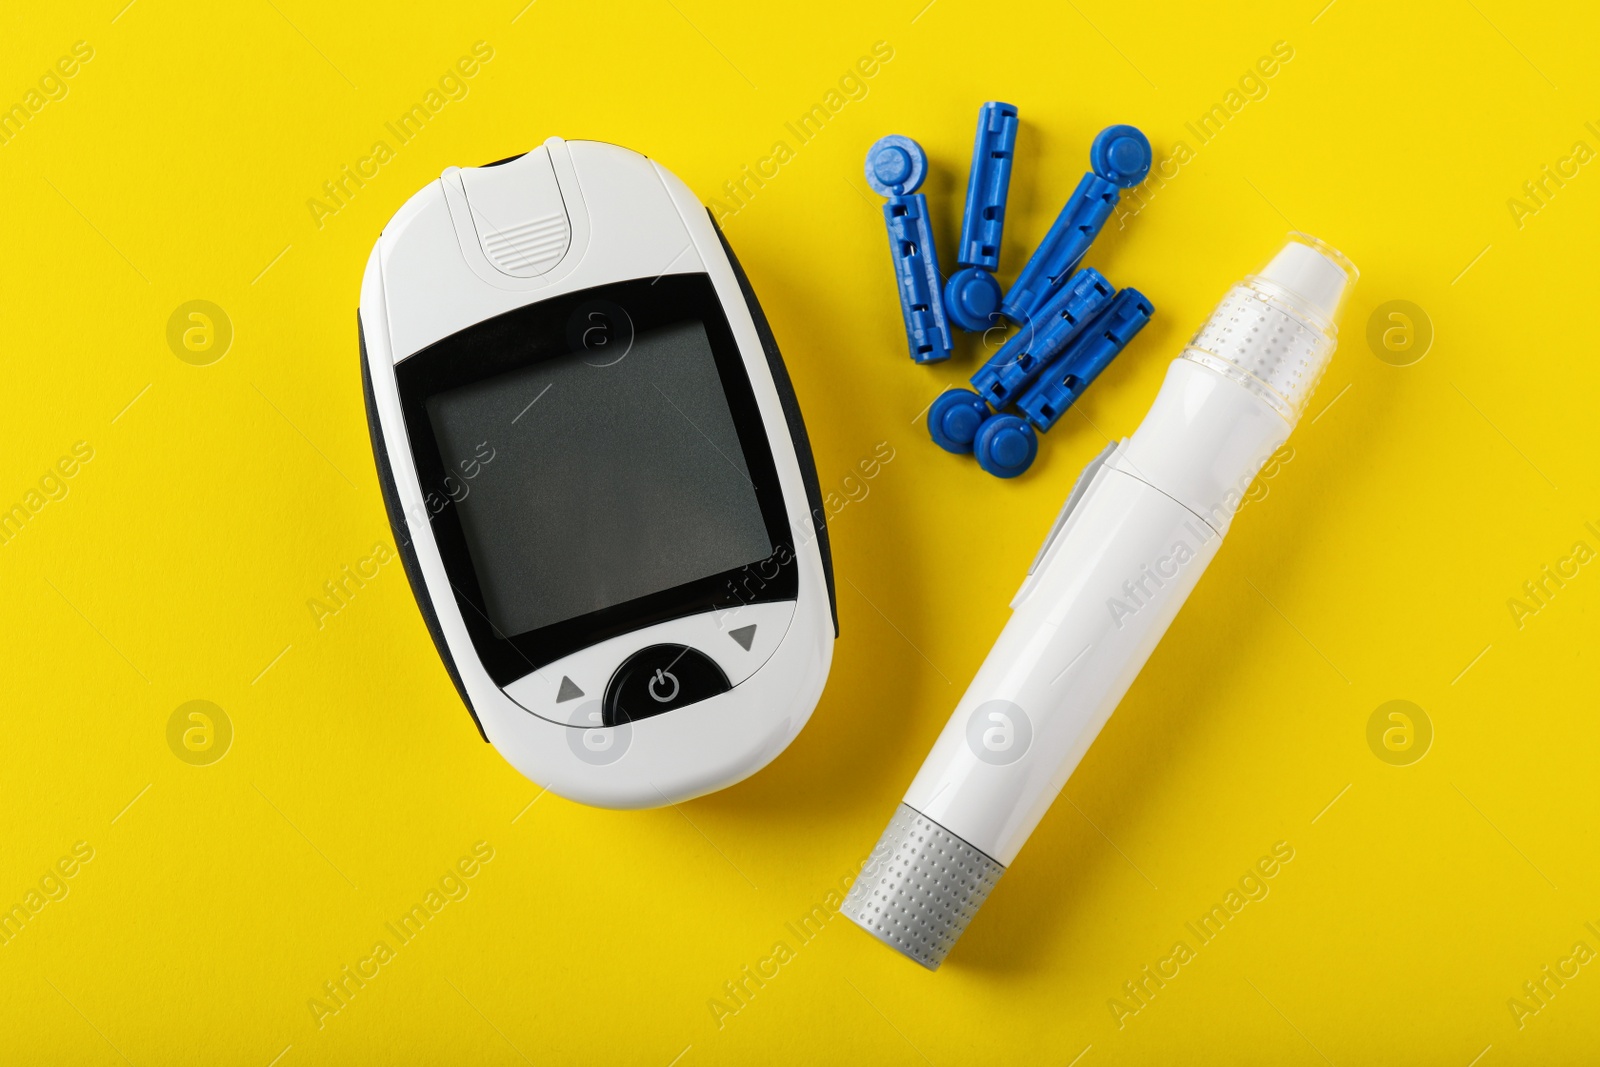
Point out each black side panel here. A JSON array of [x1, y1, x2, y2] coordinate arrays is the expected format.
[[709, 212, 838, 636], [359, 313, 489, 741]]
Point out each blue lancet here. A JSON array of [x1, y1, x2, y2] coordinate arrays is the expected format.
[[867, 135, 954, 363], [956, 103, 1019, 271], [944, 102, 1019, 333], [971, 268, 1114, 409], [999, 125, 1151, 324], [1017, 288, 1154, 432]]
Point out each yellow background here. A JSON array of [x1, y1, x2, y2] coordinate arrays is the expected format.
[[2, 0, 1598, 1062]]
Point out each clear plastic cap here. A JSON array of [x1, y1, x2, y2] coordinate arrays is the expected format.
[[1252, 232, 1358, 331], [1182, 233, 1357, 424]]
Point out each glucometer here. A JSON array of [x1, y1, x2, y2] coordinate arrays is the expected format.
[[359, 137, 837, 809]]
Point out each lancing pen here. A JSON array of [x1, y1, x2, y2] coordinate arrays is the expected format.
[[843, 233, 1357, 969]]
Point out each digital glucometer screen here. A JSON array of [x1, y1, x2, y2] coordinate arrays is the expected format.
[[424, 318, 774, 638]]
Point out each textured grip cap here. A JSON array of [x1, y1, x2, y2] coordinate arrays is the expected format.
[[842, 805, 1005, 970], [1181, 233, 1356, 425]]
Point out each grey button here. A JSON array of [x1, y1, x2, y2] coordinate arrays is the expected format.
[[729, 624, 757, 651], [1029, 441, 1116, 575]]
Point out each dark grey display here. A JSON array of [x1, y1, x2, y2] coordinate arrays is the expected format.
[[426, 320, 772, 637]]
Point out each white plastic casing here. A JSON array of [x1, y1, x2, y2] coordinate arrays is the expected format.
[[904, 369, 1285, 864], [901, 235, 1354, 865], [359, 137, 834, 809]]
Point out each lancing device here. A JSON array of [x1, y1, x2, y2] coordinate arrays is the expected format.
[[843, 233, 1356, 969]]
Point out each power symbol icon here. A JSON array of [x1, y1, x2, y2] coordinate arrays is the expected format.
[[648, 669, 680, 703]]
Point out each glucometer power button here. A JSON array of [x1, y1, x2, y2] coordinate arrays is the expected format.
[[604, 645, 731, 726]]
